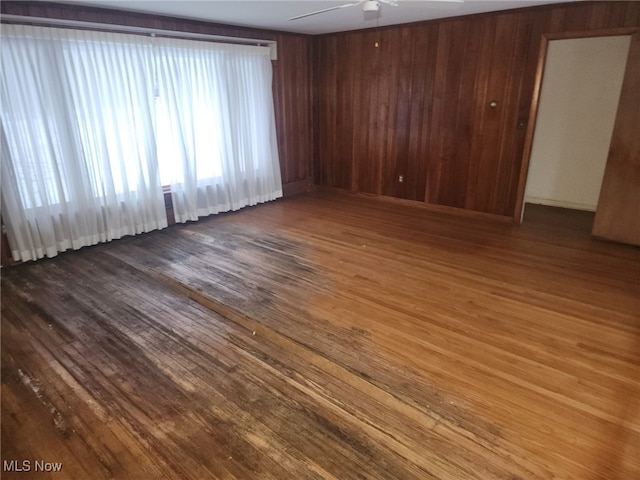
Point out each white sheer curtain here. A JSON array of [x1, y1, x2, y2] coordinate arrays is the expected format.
[[2, 25, 282, 262], [1, 25, 167, 262], [154, 38, 282, 222]]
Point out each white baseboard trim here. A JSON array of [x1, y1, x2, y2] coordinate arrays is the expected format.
[[524, 197, 596, 212]]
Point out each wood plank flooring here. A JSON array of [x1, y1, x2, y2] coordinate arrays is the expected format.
[[2, 191, 639, 480]]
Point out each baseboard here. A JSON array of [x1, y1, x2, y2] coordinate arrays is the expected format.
[[524, 197, 596, 212], [366, 193, 514, 224], [283, 178, 316, 197], [317, 187, 514, 223]]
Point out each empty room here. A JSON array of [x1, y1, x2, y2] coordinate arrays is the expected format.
[[1, 1, 639, 479]]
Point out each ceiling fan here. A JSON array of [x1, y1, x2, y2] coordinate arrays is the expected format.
[[288, 0, 462, 21]]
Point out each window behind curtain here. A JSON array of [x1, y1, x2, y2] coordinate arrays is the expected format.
[[1, 24, 282, 262], [153, 37, 283, 222]]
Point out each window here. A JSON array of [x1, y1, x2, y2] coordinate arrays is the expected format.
[[1, 24, 282, 262], [155, 96, 223, 186]]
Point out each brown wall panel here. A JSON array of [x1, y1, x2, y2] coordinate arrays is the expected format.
[[592, 31, 640, 246], [315, 1, 640, 217], [1, 1, 314, 190], [408, 30, 432, 201], [3, 1, 639, 220]]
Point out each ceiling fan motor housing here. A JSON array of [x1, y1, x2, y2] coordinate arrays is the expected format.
[[363, 1, 380, 12]]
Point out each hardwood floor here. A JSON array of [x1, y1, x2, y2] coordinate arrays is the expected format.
[[2, 191, 639, 480]]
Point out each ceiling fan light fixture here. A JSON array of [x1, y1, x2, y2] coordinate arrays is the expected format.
[[288, 0, 435, 22], [362, 1, 380, 13]]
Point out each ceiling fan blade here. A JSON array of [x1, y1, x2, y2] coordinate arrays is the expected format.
[[288, 1, 365, 21]]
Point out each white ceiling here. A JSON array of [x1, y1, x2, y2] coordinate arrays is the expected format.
[[59, 0, 584, 35]]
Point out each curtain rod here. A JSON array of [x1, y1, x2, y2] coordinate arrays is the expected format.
[[1, 14, 278, 60]]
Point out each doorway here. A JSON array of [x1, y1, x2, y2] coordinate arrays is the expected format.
[[513, 29, 636, 230], [521, 34, 631, 230]]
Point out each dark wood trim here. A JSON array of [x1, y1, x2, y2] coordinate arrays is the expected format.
[[530, 26, 638, 42], [0, 220, 16, 267], [282, 178, 316, 197], [362, 193, 516, 224], [513, 26, 639, 224], [163, 192, 176, 226], [320, 186, 514, 224], [512, 32, 552, 224]]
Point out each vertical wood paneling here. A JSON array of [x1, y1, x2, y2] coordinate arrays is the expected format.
[[272, 34, 314, 186], [497, 14, 534, 215], [318, 36, 345, 188], [472, 13, 522, 215], [370, 31, 388, 195], [349, 34, 365, 192], [382, 27, 407, 198], [592, 32, 640, 246], [361, 31, 383, 194], [316, 1, 640, 218], [413, 25, 439, 203], [429, 19, 476, 208], [4, 1, 639, 219], [381, 28, 400, 198], [1, 1, 315, 191]]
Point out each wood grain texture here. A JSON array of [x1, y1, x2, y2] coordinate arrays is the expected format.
[[2, 191, 640, 479], [0, 1, 314, 189], [3, 1, 638, 224], [315, 1, 640, 218], [592, 31, 640, 246]]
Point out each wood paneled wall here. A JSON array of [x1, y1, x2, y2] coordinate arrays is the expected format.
[[0, 1, 315, 191], [3, 1, 639, 221], [592, 31, 640, 246], [315, 1, 640, 217]]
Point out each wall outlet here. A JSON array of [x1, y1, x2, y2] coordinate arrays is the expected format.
[[398, 175, 404, 183]]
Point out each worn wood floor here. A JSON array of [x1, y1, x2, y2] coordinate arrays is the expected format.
[[2, 191, 639, 480]]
